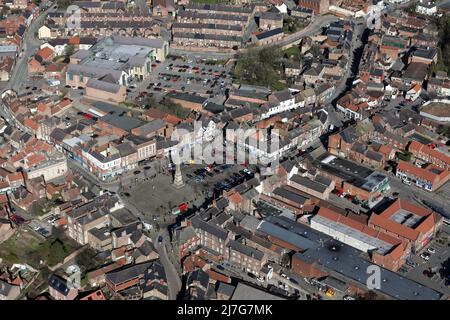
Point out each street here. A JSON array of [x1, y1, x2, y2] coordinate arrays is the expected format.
[[153, 232, 182, 300], [8, 4, 58, 92]]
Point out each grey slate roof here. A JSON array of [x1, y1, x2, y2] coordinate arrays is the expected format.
[[290, 174, 328, 193]]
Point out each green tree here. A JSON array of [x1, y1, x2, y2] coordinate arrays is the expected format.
[[281, 253, 291, 268], [235, 46, 284, 89], [65, 45, 75, 57]]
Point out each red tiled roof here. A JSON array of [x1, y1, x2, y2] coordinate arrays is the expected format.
[[36, 47, 54, 61], [26, 153, 46, 167], [369, 199, 436, 242], [24, 118, 39, 131], [7, 172, 23, 183], [317, 207, 401, 246], [408, 140, 450, 167], [80, 289, 106, 301], [163, 114, 181, 126], [397, 160, 449, 183]]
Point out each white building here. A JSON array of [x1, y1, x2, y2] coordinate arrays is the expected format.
[[416, 2, 437, 15]]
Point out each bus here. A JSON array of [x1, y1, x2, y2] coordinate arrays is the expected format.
[[171, 203, 188, 215]]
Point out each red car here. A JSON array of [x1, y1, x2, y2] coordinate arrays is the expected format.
[[11, 214, 25, 225]]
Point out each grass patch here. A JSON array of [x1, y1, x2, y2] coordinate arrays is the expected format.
[[203, 59, 227, 65], [283, 45, 303, 63], [120, 100, 137, 108], [0, 229, 79, 269], [271, 81, 286, 91]]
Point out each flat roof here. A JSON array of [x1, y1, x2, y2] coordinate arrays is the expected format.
[[266, 215, 441, 299], [421, 101, 450, 118]]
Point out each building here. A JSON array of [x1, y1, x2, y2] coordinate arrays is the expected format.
[[310, 207, 410, 271], [66, 194, 123, 245], [287, 174, 334, 200], [420, 100, 450, 123], [416, 1, 437, 15], [259, 12, 283, 31], [166, 92, 207, 112], [396, 160, 450, 191], [191, 215, 229, 256], [66, 36, 168, 98], [226, 240, 267, 275], [369, 199, 442, 253], [253, 28, 284, 46], [48, 275, 78, 300], [407, 140, 450, 170], [298, 0, 329, 15], [313, 155, 390, 205], [25, 154, 67, 182]]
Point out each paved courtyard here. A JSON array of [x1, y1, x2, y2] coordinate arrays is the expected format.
[[120, 170, 206, 222]]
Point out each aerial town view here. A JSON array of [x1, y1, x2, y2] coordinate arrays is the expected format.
[[0, 0, 449, 306]]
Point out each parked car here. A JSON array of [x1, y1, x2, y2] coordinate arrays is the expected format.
[[406, 261, 417, 268], [420, 252, 430, 261], [427, 247, 436, 254]]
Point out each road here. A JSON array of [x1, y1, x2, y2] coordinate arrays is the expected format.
[[274, 15, 340, 49], [326, 21, 367, 105], [8, 3, 58, 91], [387, 174, 450, 211], [153, 232, 182, 300]]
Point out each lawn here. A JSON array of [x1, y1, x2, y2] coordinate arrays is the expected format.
[[0, 228, 79, 269]]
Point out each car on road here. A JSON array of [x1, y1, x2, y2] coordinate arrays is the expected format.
[[158, 236, 163, 243], [420, 252, 430, 261], [427, 247, 436, 254]]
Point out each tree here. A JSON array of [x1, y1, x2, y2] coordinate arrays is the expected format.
[[65, 45, 75, 57], [281, 253, 291, 268], [235, 46, 284, 89]]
